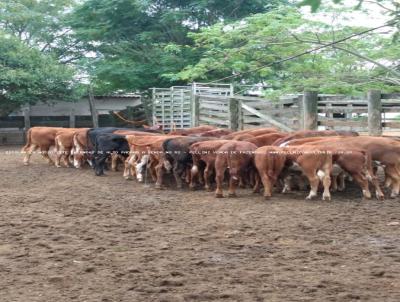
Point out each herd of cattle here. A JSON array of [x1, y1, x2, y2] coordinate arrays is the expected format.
[[21, 125, 400, 201]]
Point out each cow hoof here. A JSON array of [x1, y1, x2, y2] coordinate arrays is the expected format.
[[23, 162, 29, 166], [376, 192, 385, 201], [228, 193, 237, 198], [322, 195, 331, 201], [215, 193, 224, 198], [390, 193, 398, 199], [252, 189, 260, 194], [155, 185, 162, 190], [206, 187, 213, 192]]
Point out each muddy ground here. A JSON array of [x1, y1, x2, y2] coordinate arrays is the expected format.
[[1, 145, 400, 302]]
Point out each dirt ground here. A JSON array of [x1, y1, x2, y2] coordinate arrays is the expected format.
[[1, 146, 400, 302]]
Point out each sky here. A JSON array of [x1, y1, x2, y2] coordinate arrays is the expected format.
[[299, 0, 395, 28]]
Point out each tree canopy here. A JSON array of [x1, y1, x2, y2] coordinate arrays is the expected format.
[[0, 0, 398, 116], [172, 6, 399, 96], [0, 32, 78, 115], [69, 0, 287, 92]]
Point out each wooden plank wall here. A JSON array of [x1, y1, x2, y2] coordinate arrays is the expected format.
[[317, 93, 400, 132]]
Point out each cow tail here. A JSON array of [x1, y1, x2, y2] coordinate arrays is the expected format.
[[267, 150, 276, 179], [364, 150, 373, 181], [226, 145, 238, 180], [22, 128, 32, 152]]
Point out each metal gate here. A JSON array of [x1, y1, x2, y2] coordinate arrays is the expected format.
[[151, 83, 233, 130]]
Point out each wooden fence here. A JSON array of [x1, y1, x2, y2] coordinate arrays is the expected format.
[[0, 94, 143, 145], [316, 91, 400, 134], [190, 89, 400, 134], [193, 95, 299, 131]]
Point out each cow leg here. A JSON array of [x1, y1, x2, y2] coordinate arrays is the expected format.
[[185, 166, 191, 184], [123, 155, 135, 180], [62, 151, 70, 167], [23, 144, 38, 166], [304, 170, 319, 200], [282, 175, 293, 193], [367, 171, 385, 200], [111, 153, 119, 172], [204, 163, 213, 192], [385, 165, 400, 198], [238, 176, 246, 188], [321, 169, 332, 201], [41, 147, 54, 165], [253, 173, 261, 193], [215, 167, 225, 198], [148, 159, 158, 182], [135, 155, 149, 182], [228, 174, 239, 197], [155, 160, 164, 189], [260, 171, 273, 199], [351, 172, 372, 199], [172, 162, 184, 189], [384, 174, 392, 188], [55, 150, 62, 168], [331, 174, 338, 192], [337, 172, 346, 191]]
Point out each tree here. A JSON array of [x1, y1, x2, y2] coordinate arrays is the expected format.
[[172, 6, 399, 96], [0, 0, 86, 64], [69, 0, 288, 93], [0, 32, 79, 116]]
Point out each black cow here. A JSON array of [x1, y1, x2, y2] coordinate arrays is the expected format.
[[87, 127, 163, 167], [162, 136, 218, 188], [93, 133, 130, 176]]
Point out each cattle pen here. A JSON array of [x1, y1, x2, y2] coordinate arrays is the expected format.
[[2, 87, 400, 302], [2, 144, 400, 301]]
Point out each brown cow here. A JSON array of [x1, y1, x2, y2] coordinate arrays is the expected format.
[[189, 140, 232, 190], [298, 136, 400, 198], [222, 127, 279, 139], [214, 141, 258, 198], [255, 145, 333, 200], [23, 127, 66, 165], [169, 125, 217, 136], [54, 128, 89, 168], [72, 130, 90, 168], [194, 128, 233, 137], [124, 135, 181, 187], [245, 132, 287, 147], [273, 130, 359, 146]]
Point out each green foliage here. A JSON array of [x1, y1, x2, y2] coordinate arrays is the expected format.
[[0, 32, 80, 116], [69, 0, 287, 92], [0, 0, 84, 63], [173, 7, 400, 96]]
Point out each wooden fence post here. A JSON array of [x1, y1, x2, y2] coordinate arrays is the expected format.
[[192, 95, 200, 127], [302, 91, 318, 130], [23, 106, 31, 130], [229, 97, 239, 131], [88, 86, 99, 128], [367, 89, 382, 136]]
